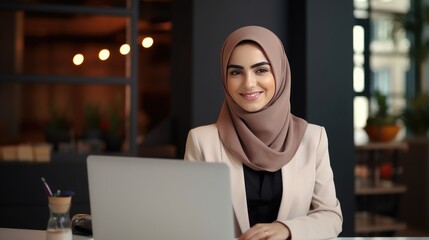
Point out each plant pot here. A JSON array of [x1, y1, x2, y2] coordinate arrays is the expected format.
[[364, 125, 401, 142]]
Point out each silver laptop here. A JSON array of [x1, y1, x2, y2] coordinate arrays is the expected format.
[[87, 155, 235, 240]]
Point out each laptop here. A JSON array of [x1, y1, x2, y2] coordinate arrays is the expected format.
[[87, 155, 235, 240]]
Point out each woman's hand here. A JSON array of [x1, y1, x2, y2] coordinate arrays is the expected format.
[[238, 222, 290, 240]]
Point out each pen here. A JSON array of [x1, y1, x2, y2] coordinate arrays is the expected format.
[[41, 177, 53, 197]]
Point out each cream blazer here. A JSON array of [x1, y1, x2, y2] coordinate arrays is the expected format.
[[184, 123, 343, 239]]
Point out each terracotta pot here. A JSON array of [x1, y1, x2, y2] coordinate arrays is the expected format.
[[364, 125, 401, 142]]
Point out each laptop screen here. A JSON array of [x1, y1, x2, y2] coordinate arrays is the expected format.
[[87, 155, 235, 240]]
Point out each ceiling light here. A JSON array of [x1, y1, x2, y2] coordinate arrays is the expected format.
[[120, 44, 130, 55], [73, 54, 84, 65], [99, 49, 110, 61], [142, 37, 154, 48]]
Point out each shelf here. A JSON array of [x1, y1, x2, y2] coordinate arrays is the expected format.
[[0, 0, 140, 155], [354, 141, 409, 235], [355, 211, 407, 234], [0, 2, 132, 16], [356, 184, 407, 195], [355, 141, 409, 151], [0, 75, 132, 85]]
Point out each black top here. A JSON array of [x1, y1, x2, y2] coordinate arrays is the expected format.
[[243, 164, 283, 227]]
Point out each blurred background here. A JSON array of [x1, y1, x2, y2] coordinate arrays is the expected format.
[[0, 0, 428, 237]]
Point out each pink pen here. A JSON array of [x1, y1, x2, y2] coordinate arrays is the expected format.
[[41, 177, 53, 197]]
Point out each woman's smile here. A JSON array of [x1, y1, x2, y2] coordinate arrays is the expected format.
[[240, 91, 263, 101]]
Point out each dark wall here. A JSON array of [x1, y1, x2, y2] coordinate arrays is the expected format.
[[305, 0, 355, 236], [171, 0, 355, 236], [285, 1, 355, 235], [171, 0, 193, 156]]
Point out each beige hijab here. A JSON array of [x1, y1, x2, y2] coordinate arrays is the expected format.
[[216, 26, 308, 172]]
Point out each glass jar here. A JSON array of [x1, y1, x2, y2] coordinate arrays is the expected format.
[[46, 196, 72, 240]]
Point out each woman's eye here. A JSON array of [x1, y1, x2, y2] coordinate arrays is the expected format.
[[256, 68, 268, 74], [229, 70, 241, 76]]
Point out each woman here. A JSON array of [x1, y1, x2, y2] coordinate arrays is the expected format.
[[184, 26, 342, 240]]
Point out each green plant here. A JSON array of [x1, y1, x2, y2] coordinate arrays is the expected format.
[[84, 103, 101, 129], [102, 95, 123, 137], [48, 106, 69, 130], [366, 90, 400, 126], [101, 95, 124, 152], [402, 94, 429, 136], [45, 106, 71, 149]]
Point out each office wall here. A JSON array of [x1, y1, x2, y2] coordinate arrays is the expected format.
[[285, 1, 355, 236], [171, 0, 354, 236], [305, 0, 355, 236]]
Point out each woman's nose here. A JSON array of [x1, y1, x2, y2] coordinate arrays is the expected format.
[[244, 73, 256, 88]]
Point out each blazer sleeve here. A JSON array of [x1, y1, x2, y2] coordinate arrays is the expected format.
[[184, 125, 220, 162], [184, 128, 204, 161], [278, 126, 343, 239]]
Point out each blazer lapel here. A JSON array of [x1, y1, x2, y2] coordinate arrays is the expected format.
[[222, 148, 297, 232], [277, 158, 297, 220], [227, 156, 250, 232]]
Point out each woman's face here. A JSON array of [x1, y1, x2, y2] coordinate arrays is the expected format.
[[226, 42, 275, 112]]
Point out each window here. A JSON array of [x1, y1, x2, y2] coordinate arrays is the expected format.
[[353, 0, 410, 144]]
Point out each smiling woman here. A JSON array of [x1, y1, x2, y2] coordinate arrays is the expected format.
[[184, 26, 343, 240]]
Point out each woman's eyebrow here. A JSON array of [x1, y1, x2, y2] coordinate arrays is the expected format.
[[227, 64, 243, 70], [227, 61, 270, 70], [250, 61, 270, 69]]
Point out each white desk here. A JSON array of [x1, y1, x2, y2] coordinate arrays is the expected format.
[[0, 228, 426, 240], [0, 228, 92, 240]]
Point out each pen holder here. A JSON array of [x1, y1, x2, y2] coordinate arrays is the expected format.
[[46, 196, 72, 240]]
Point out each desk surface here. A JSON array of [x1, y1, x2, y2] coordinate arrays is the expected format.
[[0, 228, 92, 240], [0, 228, 427, 240]]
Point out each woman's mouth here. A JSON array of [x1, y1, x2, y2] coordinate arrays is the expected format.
[[240, 91, 262, 101]]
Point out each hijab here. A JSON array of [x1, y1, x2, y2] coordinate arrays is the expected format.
[[216, 26, 308, 172]]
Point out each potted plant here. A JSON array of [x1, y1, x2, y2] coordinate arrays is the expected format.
[[364, 90, 401, 142], [402, 93, 429, 137], [100, 95, 124, 152], [45, 106, 72, 151], [83, 103, 102, 140]]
